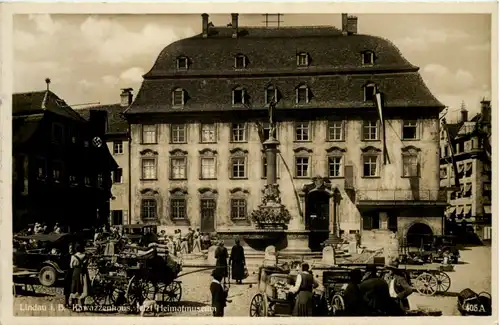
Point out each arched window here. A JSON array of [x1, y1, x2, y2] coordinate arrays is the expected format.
[[234, 54, 248, 69], [172, 88, 186, 106], [232, 86, 246, 105], [265, 85, 278, 104], [296, 84, 310, 104]]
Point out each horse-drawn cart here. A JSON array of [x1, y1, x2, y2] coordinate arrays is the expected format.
[[403, 265, 452, 296]]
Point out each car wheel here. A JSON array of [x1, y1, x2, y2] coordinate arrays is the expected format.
[[39, 266, 57, 287]]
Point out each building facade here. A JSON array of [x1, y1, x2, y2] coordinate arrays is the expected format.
[[440, 100, 492, 241], [12, 86, 118, 231], [124, 13, 447, 250], [77, 89, 132, 226]]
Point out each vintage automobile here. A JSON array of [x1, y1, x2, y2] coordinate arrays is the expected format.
[[13, 233, 75, 287], [123, 224, 158, 244]]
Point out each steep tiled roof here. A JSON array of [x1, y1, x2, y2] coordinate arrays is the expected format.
[[445, 123, 464, 140], [127, 26, 443, 114], [76, 104, 128, 135], [13, 90, 85, 121], [12, 114, 44, 146]]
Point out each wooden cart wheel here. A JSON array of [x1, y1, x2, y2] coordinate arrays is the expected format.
[[434, 271, 451, 293], [161, 281, 182, 304], [331, 294, 345, 315], [126, 275, 154, 305], [249, 293, 267, 317], [414, 272, 438, 296], [90, 276, 121, 307]]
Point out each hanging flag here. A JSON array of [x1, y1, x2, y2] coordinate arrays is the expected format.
[[374, 90, 391, 164]]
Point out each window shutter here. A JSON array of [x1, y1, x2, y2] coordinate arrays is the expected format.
[[295, 88, 299, 104], [310, 121, 314, 140]]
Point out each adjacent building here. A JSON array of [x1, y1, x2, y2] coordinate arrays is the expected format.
[[440, 100, 492, 241], [12, 83, 118, 231], [76, 89, 132, 226], [124, 13, 447, 250]]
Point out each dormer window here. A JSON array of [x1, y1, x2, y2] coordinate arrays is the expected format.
[[172, 88, 186, 106], [177, 56, 189, 70], [232, 86, 246, 105], [297, 52, 309, 67], [364, 83, 377, 102], [234, 54, 247, 69], [296, 84, 310, 104], [362, 51, 375, 65], [265, 85, 278, 104]]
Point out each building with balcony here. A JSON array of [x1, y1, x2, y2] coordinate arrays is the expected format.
[[124, 13, 447, 251], [12, 83, 118, 231], [440, 100, 492, 241], [76, 89, 132, 227]]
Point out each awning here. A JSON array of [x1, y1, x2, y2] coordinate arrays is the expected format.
[[484, 205, 491, 214], [464, 217, 476, 223], [465, 163, 472, 172], [447, 206, 456, 214], [456, 206, 464, 214], [464, 184, 472, 193], [463, 205, 472, 215], [458, 164, 465, 173]]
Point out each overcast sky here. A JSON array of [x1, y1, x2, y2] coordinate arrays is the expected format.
[[13, 13, 491, 121]]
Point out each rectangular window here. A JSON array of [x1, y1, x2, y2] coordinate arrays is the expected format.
[[363, 121, 378, 140], [141, 158, 156, 180], [37, 159, 47, 179], [363, 155, 378, 177], [200, 123, 216, 143], [141, 199, 157, 219], [362, 52, 374, 65], [52, 162, 62, 183], [295, 157, 310, 178], [328, 121, 344, 141], [402, 155, 418, 177], [402, 120, 418, 140], [171, 124, 186, 143], [142, 125, 157, 144], [364, 85, 376, 102], [171, 157, 187, 180], [177, 57, 188, 69], [200, 157, 216, 179], [171, 198, 186, 219], [231, 123, 246, 142], [328, 157, 342, 177], [463, 183, 472, 197], [52, 123, 64, 144], [111, 210, 123, 226], [173, 89, 184, 106], [362, 214, 380, 230], [201, 199, 216, 227], [465, 162, 473, 177], [113, 168, 123, 183], [231, 157, 246, 179], [113, 141, 123, 154], [297, 53, 308, 66], [231, 199, 247, 220], [440, 167, 448, 179], [444, 145, 449, 157], [295, 122, 310, 141], [266, 88, 276, 104], [233, 89, 245, 105]]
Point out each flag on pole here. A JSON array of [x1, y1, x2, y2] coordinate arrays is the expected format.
[[374, 90, 391, 164]]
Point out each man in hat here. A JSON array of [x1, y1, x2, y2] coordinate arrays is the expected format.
[[385, 259, 414, 315], [359, 265, 393, 316], [210, 269, 228, 316]]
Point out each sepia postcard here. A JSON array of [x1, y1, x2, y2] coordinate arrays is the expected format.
[[0, 2, 497, 325]]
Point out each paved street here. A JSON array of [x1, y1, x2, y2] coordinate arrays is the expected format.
[[13, 245, 492, 317]]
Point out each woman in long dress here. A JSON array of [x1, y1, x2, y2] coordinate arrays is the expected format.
[[69, 242, 90, 308], [214, 240, 228, 279], [288, 262, 319, 316], [229, 237, 246, 284]]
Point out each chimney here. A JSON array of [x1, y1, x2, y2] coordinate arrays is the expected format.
[[341, 13, 348, 36], [120, 88, 133, 107], [346, 15, 358, 35], [231, 13, 239, 38], [89, 110, 108, 137], [480, 99, 491, 121], [202, 13, 209, 38], [459, 101, 468, 123]]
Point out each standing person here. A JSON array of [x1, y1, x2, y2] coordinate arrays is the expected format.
[[180, 236, 189, 254], [215, 240, 229, 279], [210, 269, 228, 317], [385, 260, 414, 315], [359, 265, 398, 316], [63, 242, 75, 308], [192, 228, 201, 253], [187, 228, 194, 253], [355, 231, 361, 249], [342, 269, 364, 316], [174, 230, 182, 254], [288, 262, 319, 316], [69, 242, 90, 309], [229, 237, 246, 284]]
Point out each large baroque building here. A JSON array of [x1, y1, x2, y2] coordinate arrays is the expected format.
[[12, 84, 118, 231], [76, 89, 132, 227], [440, 100, 492, 241], [124, 13, 447, 250]]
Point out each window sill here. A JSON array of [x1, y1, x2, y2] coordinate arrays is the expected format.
[[171, 218, 190, 226], [231, 219, 251, 226], [261, 177, 281, 180], [230, 140, 248, 144], [140, 142, 158, 145], [113, 152, 124, 155], [361, 139, 381, 142], [170, 141, 188, 145], [361, 176, 380, 179], [232, 103, 245, 107], [327, 139, 345, 142], [230, 177, 248, 180], [169, 178, 188, 181], [172, 105, 185, 109], [401, 138, 420, 141], [199, 141, 217, 144], [293, 176, 310, 180], [200, 177, 217, 180], [328, 176, 344, 179], [293, 140, 312, 143], [141, 178, 158, 181]]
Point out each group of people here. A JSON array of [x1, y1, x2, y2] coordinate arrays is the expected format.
[[343, 259, 414, 316], [24, 222, 63, 235], [64, 241, 91, 310]]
